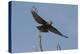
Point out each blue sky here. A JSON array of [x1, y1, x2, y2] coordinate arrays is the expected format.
[[11, 1, 78, 53]]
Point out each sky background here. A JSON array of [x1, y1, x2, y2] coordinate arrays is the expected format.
[[11, 1, 78, 53]]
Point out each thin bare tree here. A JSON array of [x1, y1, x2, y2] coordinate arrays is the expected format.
[[57, 41, 61, 50], [38, 31, 43, 51]]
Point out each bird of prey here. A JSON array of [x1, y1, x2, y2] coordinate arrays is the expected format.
[[31, 7, 68, 38]]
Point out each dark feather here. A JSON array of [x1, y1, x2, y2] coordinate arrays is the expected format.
[[49, 25, 68, 38], [31, 10, 47, 24], [36, 25, 48, 32]]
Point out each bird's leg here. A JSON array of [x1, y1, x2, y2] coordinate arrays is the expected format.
[[38, 31, 43, 51]]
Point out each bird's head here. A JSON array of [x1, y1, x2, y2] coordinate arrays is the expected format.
[[47, 20, 53, 25], [31, 7, 38, 13]]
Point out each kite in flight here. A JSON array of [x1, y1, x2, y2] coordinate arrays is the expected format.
[[31, 7, 68, 38]]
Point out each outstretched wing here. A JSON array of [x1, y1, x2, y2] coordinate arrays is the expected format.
[[31, 10, 47, 24], [49, 25, 68, 38]]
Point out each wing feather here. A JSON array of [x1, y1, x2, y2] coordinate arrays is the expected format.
[[49, 25, 68, 38], [31, 10, 47, 24]]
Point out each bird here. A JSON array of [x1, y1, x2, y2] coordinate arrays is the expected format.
[[31, 7, 68, 38]]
